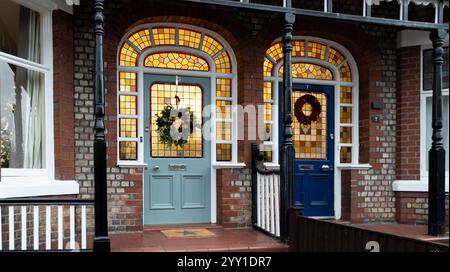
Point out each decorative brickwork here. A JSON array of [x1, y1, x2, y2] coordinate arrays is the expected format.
[[395, 192, 449, 225]]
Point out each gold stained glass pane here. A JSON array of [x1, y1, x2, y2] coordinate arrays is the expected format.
[[120, 118, 137, 138], [216, 100, 232, 119], [264, 81, 272, 101], [128, 29, 151, 51], [216, 78, 232, 98], [150, 83, 203, 158], [340, 127, 352, 144], [266, 42, 283, 62], [328, 47, 345, 67], [144, 52, 209, 71], [264, 103, 272, 122], [307, 42, 327, 60], [215, 51, 232, 73], [340, 107, 352, 124], [340, 86, 352, 104], [152, 27, 176, 46], [292, 40, 306, 57], [119, 72, 137, 92], [178, 28, 202, 48], [202, 35, 223, 57], [119, 141, 137, 160], [263, 58, 274, 77], [340, 146, 352, 163], [279, 63, 333, 80], [292, 91, 328, 160], [119, 95, 137, 115], [216, 122, 232, 141], [263, 145, 273, 162], [119, 43, 138, 67], [216, 144, 232, 161], [340, 62, 352, 82]]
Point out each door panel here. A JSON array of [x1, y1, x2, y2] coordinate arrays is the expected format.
[[144, 74, 211, 225], [280, 84, 335, 217]]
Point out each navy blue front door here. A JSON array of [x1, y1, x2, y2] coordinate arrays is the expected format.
[[279, 84, 335, 217]]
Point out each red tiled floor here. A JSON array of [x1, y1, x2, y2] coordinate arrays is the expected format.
[[111, 227, 288, 252]]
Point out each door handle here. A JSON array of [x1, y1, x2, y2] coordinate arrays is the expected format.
[[322, 165, 330, 171], [153, 165, 160, 171]]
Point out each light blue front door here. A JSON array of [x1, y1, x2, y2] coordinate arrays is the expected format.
[[144, 74, 211, 225]]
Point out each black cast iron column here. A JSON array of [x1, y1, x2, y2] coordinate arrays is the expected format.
[[93, 0, 111, 252], [428, 29, 447, 237], [279, 12, 296, 242]]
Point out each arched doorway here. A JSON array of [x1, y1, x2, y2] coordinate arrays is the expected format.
[[117, 23, 238, 224]]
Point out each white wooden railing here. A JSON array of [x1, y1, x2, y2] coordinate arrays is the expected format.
[[0, 199, 94, 251]]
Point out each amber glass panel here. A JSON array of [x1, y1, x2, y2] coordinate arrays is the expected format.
[[340, 86, 352, 104], [216, 78, 232, 98], [120, 118, 137, 138], [292, 40, 306, 57], [266, 42, 283, 62], [152, 27, 176, 46], [215, 51, 232, 73], [216, 100, 232, 119], [279, 63, 333, 80], [340, 107, 352, 124], [216, 122, 232, 141], [150, 84, 202, 158], [307, 42, 326, 60], [202, 35, 223, 57], [128, 29, 151, 51], [263, 58, 274, 77], [119, 72, 137, 92], [216, 144, 232, 161], [119, 141, 138, 160], [178, 28, 202, 48], [264, 81, 272, 101], [340, 146, 352, 163], [292, 91, 327, 159], [340, 62, 352, 82], [340, 127, 352, 144], [328, 47, 345, 67], [119, 43, 138, 67], [119, 95, 137, 115], [264, 103, 272, 122], [144, 52, 209, 71], [263, 145, 273, 162]]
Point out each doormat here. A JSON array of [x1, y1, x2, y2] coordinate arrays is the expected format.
[[161, 228, 216, 238]]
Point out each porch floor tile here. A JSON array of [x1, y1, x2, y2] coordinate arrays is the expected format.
[[111, 227, 288, 252]]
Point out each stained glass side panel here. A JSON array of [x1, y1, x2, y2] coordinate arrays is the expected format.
[[263, 145, 273, 162], [292, 91, 327, 160], [144, 52, 209, 71], [263, 58, 274, 77], [279, 63, 333, 80], [340, 127, 352, 144], [119, 72, 137, 92], [178, 28, 202, 48], [119, 43, 138, 67], [340, 107, 352, 124], [201, 35, 223, 57], [340, 86, 352, 104], [266, 42, 283, 62], [263, 81, 272, 101], [340, 147, 352, 163], [119, 95, 138, 115], [216, 78, 232, 98], [216, 100, 232, 119], [307, 42, 326, 60], [216, 144, 232, 162], [328, 47, 345, 67], [119, 141, 138, 160], [128, 29, 151, 51], [119, 118, 138, 138], [216, 122, 232, 141], [340, 62, 352, 82], [292, 40, 306, 57], [150, 84, 203, 158], [151, 27, 176, 46], [215, 51, 232, 73]]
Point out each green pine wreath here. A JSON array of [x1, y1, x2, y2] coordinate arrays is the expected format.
[[155, 104, 195, 148]]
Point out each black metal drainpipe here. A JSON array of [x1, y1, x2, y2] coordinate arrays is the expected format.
[[93, 0, 111, 252], [279, 12, 296, 242], [427, 28, 447, 237]]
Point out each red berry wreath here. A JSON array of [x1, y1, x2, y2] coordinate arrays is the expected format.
[[294, 94, 322, 125]]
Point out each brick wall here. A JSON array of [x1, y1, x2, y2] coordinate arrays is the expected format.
[[395, 192, 449, 225], [396, 46, 421, 181]]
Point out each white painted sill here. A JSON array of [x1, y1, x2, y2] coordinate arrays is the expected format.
[[0, 179, 79, 199], [117, 162, 148, 168], [212, 163, 246, 169], [393, 179, 450, 193], [263, 163, 372, 170]]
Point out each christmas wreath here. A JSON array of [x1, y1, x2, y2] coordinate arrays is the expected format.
[[155, 104, 196, 148], [294, 94, 321, 125]]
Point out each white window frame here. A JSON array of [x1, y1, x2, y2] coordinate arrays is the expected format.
[[116, 23, 241, 167], [0, 0, 79, 198]]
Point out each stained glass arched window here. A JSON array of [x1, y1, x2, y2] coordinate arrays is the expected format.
[[263, 39, 358, 165], [117, 25, 236, 165]]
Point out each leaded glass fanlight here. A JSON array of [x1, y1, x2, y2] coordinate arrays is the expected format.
[[117, 24, 236, 164]]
